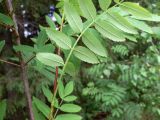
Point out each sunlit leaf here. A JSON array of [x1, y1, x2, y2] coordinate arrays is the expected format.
[[60, 104, 81, 113], [78, 0, 96, 20], [64, 1, 83, 33], [36, 53, 64, 67], [95, 20, 125, 42], [105, 12, 138, 34], [99, 0, 111, 10], [64, 81, 74, 96], [127, 17, 153, 34], [82, 29, 107, 57], [73, 46, 99, 64], [64, 95, 77, 102]]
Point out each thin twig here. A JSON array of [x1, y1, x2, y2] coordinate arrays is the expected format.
[[0, 58, 21, 67], [5, 1, 35, 120], [25, 55, 36, 66]]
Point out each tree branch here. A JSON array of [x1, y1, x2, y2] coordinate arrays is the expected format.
[[5, 1, 35, 120], [0, 58, 20, 67]]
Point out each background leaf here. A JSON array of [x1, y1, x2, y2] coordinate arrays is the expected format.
[[46, 28, 72, 50], [0, 99, 7, 120], [120, 2, 151, 18], [33, 97, 50, 118], [0, 13, 14, 26], [42, 86, 53, 103], [0, 40, 5, 53]]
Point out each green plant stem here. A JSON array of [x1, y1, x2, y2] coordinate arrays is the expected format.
[[50, 2, 122, 119], [53, 100, 63, 118], [48, 11, 65, 120], [51, 20, 96, 120]]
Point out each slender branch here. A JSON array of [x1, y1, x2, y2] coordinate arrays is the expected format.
[[0, 58, 21, 67], [25, 55, 36, 66], [5, 1, 34, 120], [53, 100, 63, 118]]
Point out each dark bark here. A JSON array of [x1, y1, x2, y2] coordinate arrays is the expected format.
[[5, 0, 35, 120]]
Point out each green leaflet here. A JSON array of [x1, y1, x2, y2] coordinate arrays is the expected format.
[[131, 14, 160, 22], [0, 13, 14, 26], [0, 40, 5, 52], [73, 46, 99, 64], [45, 16, 56, 29], [152, 27, 160, 39], [64, 1, 83, 33], [42, 86, 53, 103], [46, 28, 72, 50], [70, 0, 82, 15], [14, 45, 34, 53], [55, 114, 82, 120], [0, 99, 7, 120], [98, 0, 111, 10], [64, 62, 76, 76], [105, 12, 138, 34], [95, 20, 125, 42], [58, 79, 65, 99], [78, 0, 96, 20], [64, 81, 74, 96], [82, 29, 107, 57], [126, 18, 153, 34], [64, 95, 77, 102], [32, 103, 46, 120], [36, 53, 64, 67], [35, 44, 55, 53], [60, 104, 81, 113], [37, 30, 48, 48], [120, 2, 151, 18], [33, 97, 50, 118], [124, 34, 137, 42], [54, 12, 62, 25], [114, 0, 120, 3]]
